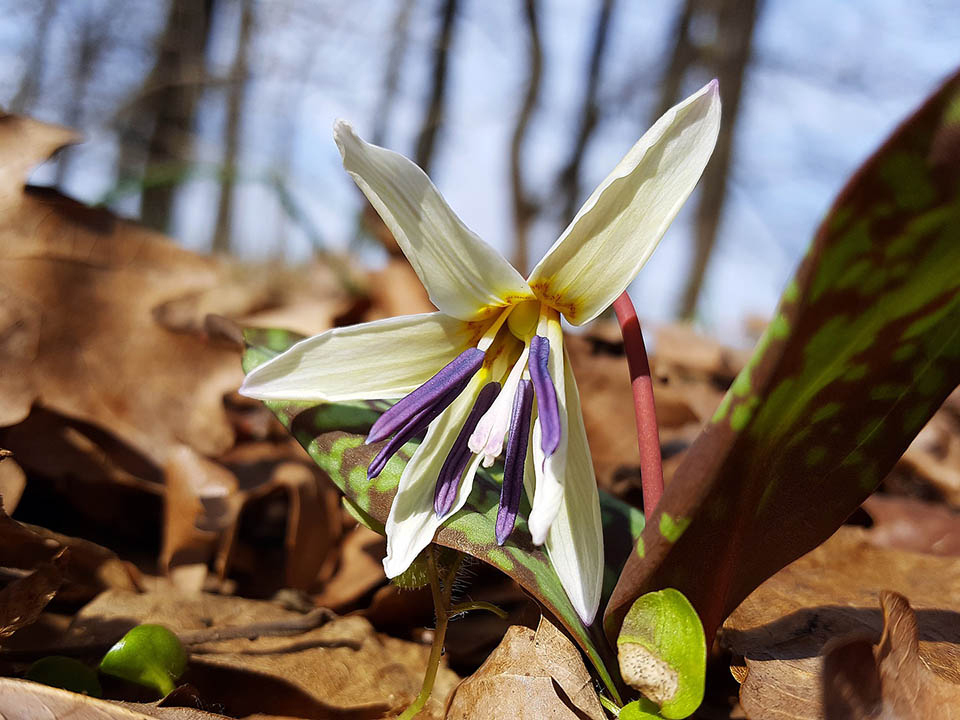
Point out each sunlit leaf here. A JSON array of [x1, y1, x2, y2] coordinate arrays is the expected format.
[[606, 69, 960, 642], [242, 327, 644, 700], [99, 624, 187, 697], [617, 589, 705, 718]]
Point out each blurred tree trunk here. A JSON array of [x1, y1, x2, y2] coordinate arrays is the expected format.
[[414, 0, 458, 173], [556, 0, 616, 225], [656, 0, 760, 319], [9, 0, 57, 113], [372, 0, 416, 147], [511, 0, 543, 274], [125, 0, 215, 233], [212, 0, 254, 254]]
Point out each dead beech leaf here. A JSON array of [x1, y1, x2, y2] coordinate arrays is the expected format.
[[721, 527, 960, 719], [0, 677, 235, 720], [444, 616, 605, 720], [861, 494, 960, 556], [0, 453, 26, 513], [0, 551, 66, 641], [65, 590, 458, 719], [823, 592, 960, 719], [312, 523, 386, 611], [0, 113, 243, 462]]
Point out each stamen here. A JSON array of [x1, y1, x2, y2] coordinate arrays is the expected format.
[[495, 379, 533, 545], [528, 335, 561, 458], [366, 348, 484, 445], [434, 382, 500, 517], [368, 377, 470, 479]]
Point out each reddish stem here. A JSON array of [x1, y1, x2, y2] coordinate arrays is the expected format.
[[612, 291, 664, 520]]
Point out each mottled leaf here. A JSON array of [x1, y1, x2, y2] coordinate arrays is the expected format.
[[241, 327, 644, 699], [606, 69, 960, 642]]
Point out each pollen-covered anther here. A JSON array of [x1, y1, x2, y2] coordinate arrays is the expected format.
[[528, 335, 560, 458], [434, 381, 500, 516], [495, 379, 534, 545], [366, 347, 484, 445]]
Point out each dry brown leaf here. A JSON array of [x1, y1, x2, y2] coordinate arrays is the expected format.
[[0, 113, 243, 462], [64, 590, 458, 719], [312, 524, 386, 611], [444, 616, 605, 720], [721, 526, 960, 719], [898, 411, 960, 506], [822, 591, 960, 719], [0, 678, 236, 720], [0, 454, 26, 513], [861, 494, 960, 556], [0, 551, 66, 641]]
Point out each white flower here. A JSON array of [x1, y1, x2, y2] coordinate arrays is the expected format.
[[240, 82, 720, 624]]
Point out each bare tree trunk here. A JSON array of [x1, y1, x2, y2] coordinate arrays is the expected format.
[[372, 0, 416, 147], [212, 0, 254, 254], [414, 0, 458, 173], [134, 0, 215, 233], [556, 0, 615, 225], [651, 0, 698, 123], [510, 0, 543, 274], [677, 0, 759, 318], [9, 0, 57, 113]]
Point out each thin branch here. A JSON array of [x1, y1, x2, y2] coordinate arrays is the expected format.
[[414, 0, 458, 173], [510, 0, 543, 274], [371, 0, 417, 147]]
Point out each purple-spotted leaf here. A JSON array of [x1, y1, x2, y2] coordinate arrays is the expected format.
[[242, 327, 643, 700], [606, 69, 960, 643]]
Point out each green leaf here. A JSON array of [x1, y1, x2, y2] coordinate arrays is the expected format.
[[606, 69, 960, 642], [616, 589, 705, 718], [26, 656, 102, 697], [98, 624, 187, 697], [241, 327, 645, 701], [620, 698, 668, 719]]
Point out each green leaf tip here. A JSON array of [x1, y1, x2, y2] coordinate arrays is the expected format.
[[617, 588, 706, 719], [620, 697, 668, 719], [99, 624, 187, 697], [26, 656, 102, 697]]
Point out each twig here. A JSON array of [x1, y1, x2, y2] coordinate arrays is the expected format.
[[613, 291, 664, 519]]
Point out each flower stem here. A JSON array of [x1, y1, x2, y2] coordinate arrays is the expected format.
[[612, 291, 664, 521], [397, 547, 464, 720]]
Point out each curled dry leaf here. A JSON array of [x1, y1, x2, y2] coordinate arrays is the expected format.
[[823, 591, 960, 720], [444, 616, 605, 720], [0, 453, 26, 513], [721, 526, 960, 719], [0, 551, 66, 641]]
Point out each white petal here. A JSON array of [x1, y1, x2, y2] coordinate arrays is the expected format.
[[528, 316, 567, 545], [335, 121, 532, 320], [382, 378, 486, 576], [240, 312, 476, 402], [544, 352, 603, 625], [528, 81, 721, 325]]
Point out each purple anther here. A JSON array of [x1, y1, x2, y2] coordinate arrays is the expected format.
[[434, 382, 500, 517], [495, 379, 533, 545], [368, 377, 470, 479], [528, 335, 561, 458], [366, 348, 485, 445]]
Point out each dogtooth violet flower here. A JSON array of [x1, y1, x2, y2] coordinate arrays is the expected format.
[[240, 81, 720, 624]]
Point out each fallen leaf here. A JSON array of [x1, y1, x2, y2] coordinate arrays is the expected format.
[[0, 453, 26, 513], [0, 551, 66, 641], [823, 591, 960, 719], [444, 616, 605, 720], [861, 493, 960, 556], [721, 527, 960, 719], [312, 524, 386, 611], [64, 590, 458, 719]]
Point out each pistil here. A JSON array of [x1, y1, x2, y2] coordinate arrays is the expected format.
[[495, 379, 533, 545]]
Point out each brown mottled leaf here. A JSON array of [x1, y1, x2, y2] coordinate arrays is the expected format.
[[0, 551, 66, 641], [607, 68, 960, 643], [445, 616, 605, 720]]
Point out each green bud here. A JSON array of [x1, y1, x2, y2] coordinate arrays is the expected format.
[[99, 624, 187, 697]]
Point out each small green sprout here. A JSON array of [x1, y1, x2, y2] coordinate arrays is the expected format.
[[26, 656, 102, 697], [99, 624, 187, 697]]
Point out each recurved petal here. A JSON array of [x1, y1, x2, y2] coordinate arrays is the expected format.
[[239, 312, 476, 402], [382, 376, 486, 577], [543, 353, 604, 625], [335, 121, 532, 320], [527, 81, 721, 325]]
